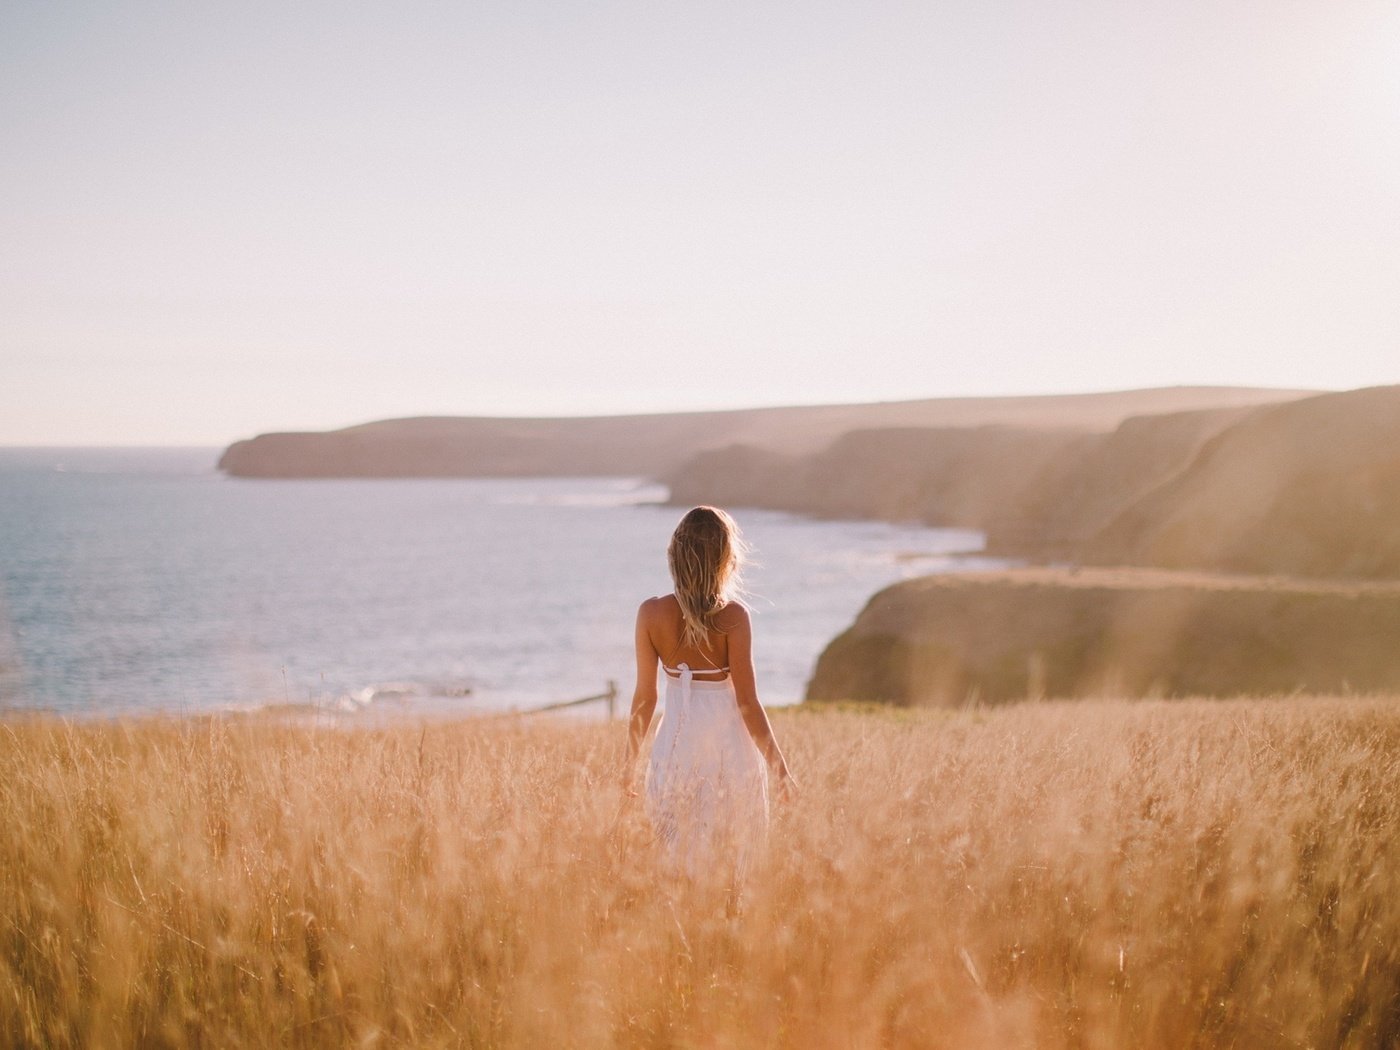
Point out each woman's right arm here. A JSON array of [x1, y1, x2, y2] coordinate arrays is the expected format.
[[623, 600, 659, 794]]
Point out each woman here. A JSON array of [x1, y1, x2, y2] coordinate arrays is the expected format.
[[622, 506, 795, 880]]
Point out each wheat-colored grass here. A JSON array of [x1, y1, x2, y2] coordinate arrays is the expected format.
[[2, 697, 1398, 1049]]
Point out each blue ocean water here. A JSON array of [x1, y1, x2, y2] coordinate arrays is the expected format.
[[0, 448, 1008, 718]]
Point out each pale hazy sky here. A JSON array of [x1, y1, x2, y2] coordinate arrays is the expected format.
[[2, 1, 1398, 444]]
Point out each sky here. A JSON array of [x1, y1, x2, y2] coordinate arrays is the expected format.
[[2, 0, 1398, 445]]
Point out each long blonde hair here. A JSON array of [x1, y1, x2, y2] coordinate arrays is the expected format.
[[667, 506, 748, 653]]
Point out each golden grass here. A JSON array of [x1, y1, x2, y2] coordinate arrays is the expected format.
[[3, 698, 1399, 1049]]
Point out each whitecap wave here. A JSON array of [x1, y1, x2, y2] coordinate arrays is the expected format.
[[490, 479, 668, 508]]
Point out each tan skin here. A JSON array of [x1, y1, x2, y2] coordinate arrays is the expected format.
[[623, 594, 796, 802]]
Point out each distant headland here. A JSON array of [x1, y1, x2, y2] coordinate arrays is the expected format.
[[217, 385, 1309, 480], [221, 381, 1400, 705]]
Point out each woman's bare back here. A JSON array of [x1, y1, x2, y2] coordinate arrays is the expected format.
[[641, 594, 744, 679]]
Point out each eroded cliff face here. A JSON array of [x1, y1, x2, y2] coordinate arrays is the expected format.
[[218, 386, 1308, 479], [806, 568, 1400, 706], [1079, 386, 1400, 579], [668, 385, 1400, 581], [664, 407, 1251, 545], [981, 405, 1259, 558], [664, 427, 1089, 528]]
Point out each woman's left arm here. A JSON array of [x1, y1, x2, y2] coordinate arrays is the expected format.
[[727, 605, 795, 795]]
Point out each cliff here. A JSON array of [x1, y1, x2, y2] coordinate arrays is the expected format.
[[218, 386, 1308, 478], [806, 568, 1400, 706], [1080, 385, 1400, 579], [665, 427, 1091, 527], [982, 404, 1262, 557], [668, 386, 1400, 580], [664, 404, 1267, 553]]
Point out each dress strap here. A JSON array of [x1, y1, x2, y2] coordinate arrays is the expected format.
[[662, 613, 728, 677]]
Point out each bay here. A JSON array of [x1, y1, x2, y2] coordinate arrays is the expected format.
[[0, 448, 1008, 718]]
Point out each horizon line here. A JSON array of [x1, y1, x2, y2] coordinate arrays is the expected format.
[[0, 381, 1338, 449]]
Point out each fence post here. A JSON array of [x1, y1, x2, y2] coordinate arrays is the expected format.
[[606, 679, 617, 720]]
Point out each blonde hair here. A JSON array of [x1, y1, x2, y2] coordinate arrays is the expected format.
[[667, 506, 748, 653]]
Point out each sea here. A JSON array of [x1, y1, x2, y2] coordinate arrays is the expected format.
[[0, 447, 1009, 720]]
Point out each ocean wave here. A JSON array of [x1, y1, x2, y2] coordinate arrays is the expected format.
[[245, 679, 474, 719], [490, 480, 668, 508]]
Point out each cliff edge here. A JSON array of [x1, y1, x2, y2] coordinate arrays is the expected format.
[[806, 568, 1400, 706], [1080, 385, 1400, 578], [218, 386, 1308, 479]]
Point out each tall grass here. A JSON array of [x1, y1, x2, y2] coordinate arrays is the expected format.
[[2, 697, 1399, 1048]]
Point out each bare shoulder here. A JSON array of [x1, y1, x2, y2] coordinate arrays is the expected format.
[[714, 600, 752, 632], [637, 594, 678, 623]]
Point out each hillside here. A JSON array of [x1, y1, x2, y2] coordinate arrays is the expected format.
[[666, 404, 1260, 543], [806, 567, 1400, 705], [217, 386, 1308, 478], [1081, 385, 1400, 578], [665, 426, 1091, 528], [982, 404, 1263, 558], [668, 386, 1400, 579]]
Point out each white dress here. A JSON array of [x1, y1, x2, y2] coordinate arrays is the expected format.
[[645, 661, 770, 881]]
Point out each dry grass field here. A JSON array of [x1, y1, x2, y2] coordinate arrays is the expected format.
[[3, 697, 1398, 1049]]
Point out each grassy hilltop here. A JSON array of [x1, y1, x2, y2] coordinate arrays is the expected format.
[[4, 699, 1399, 1049], [808, 567, 1400, 705]]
